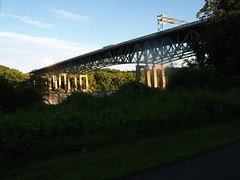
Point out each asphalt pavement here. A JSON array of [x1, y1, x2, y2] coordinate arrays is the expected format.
[[125, 141, 240, 180]]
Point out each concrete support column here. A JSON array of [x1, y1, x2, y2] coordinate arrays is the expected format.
[[52, 75, 58, 89], [74, 76, 78, 89], [67, 75, 71, 90], [152, 66, 158, 88], [136, 65, 151, 87], [136, 65, 152, 87], [55, 75, 58, 89], [144, 66, 151, 87], [48, 75, 52, 90], [59, 75, 62, 89], [64, 74, 67, 90], [161, 67, 166, 89], [79, 75, 89, 91], [85, 75, 89, 90], [79, 75, 82, 89], [136, 65, 147, 82], [152, 66, 166, 89], [52, 75, 55, 89]]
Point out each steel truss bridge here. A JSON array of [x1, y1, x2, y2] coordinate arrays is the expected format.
[[32, 19, 206, 76]]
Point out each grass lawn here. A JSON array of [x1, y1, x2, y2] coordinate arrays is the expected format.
[[1, 120, 240, 180]]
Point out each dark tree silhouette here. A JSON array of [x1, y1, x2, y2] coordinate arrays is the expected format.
[[191, 0, 240, 76]]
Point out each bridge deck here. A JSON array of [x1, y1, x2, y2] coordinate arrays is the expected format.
[[32, 19, 206, 75]]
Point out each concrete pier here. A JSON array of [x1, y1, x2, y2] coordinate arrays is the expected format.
[[47, 73, 89, 91], [136, 65, 166, 89]]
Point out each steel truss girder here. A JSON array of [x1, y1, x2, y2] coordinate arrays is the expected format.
[[32, 21, 205, 75]]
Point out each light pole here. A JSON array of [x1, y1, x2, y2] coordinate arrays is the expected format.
[[157, 14, 189, 32]]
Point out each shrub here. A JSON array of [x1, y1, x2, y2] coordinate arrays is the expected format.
[[167, 67, 230, 90], [114, 80, 159, 98], [0, 75, 45, 113], [0, 80, 239, 162]]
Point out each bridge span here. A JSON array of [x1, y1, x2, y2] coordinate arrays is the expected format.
[[32, 19, 206, 90]]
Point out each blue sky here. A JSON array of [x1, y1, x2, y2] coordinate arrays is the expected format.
[[0, 0, 205, 73]]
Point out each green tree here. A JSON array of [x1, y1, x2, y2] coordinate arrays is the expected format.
[[91, 69, 135, 91], [191, 0, 240, 75], [0, 65, 29, 86], [0, 65, 45, 113]]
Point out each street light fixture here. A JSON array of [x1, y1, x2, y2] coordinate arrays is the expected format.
[[157, 14, 189, 32]]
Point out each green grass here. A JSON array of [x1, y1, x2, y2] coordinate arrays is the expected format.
[[1, 120, 240, 180]]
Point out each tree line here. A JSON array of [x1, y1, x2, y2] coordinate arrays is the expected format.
[[86, 69, 135, 91], [190, 0, 240, 77]]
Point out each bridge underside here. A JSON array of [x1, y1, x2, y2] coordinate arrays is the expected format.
[[32, 20, 206, 90], [69, 30, 197, 74], [38, 30, 197, 75], [32, 20, 205, 76]]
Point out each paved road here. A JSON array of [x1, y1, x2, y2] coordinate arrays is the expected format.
[[125, 141, 240, 180]]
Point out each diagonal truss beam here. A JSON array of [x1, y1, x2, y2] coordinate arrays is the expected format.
[[32, 19, 206, 75]]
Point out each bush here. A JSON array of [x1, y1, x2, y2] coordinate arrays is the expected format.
[[167, 67, 230, 90], [114, 80, 159, 97], [0, 80, 239, 162], [0, 74, 45, 113]]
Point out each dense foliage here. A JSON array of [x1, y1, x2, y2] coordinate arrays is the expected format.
[[1, 65, 239, 164], [166, 67, 231, 90], [191, 0, 240, 76], [0, 80, 239, 161], [0, 65, 29, 86], [87, 69, 135, 91], [1, 0, 240, 167], [60, 69, 135, 91], [0, 65, 47, 113]]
